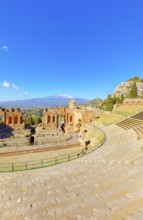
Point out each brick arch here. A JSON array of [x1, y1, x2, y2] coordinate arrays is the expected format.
[[14, 116, 18, 124], [47, 115, 51, 123], [8, 116, 12, 124]]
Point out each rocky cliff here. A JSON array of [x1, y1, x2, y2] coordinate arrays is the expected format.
[[113, 81, 143, 98]]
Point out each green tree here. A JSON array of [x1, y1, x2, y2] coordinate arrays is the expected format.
[[34, 116, 42, 125], [128, 76, 139, 82], [120, 94, 124, 103], [113, 94, 123, 104], [128, 82, 138, 98], [24, 116, 34, 125], [132, 76, 139, 82], [139, 78, 143, 83], [0, 115, 2, 126], [24, 115, 42, 125], [105, 95, 114, 111]]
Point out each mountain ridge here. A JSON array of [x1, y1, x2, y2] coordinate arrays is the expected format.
[[0, 95, 89, 108]]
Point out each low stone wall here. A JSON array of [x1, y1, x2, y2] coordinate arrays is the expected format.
[[0, 126, 76, 148], [0, 137, 30, 148], [0, 124, 105, 157], [34, 134, 74, 145], [0, 136, 79, 153]]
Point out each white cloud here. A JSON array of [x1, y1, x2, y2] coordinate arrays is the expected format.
[[59, 93, 73, 98], [24, 92, 36, 98], [2, 81, 19, 90], [1, 81, 36, 99], [2, 81, 11, 88], [2, 45, 9, 52], [0, 45, 9, 52], [25, 92, 29, 96], [11, 84, 19, 90]]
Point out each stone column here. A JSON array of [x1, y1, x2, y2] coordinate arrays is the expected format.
[[64, 115, 66, 126], [12, 115, 14, 125], [3, 112, 6, 124], [56, 114, 59, 128], [18, 116, 21, 125], [58, 114, 60, 128]]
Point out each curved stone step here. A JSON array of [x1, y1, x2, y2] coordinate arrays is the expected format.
[[1, 124, 143, 219]]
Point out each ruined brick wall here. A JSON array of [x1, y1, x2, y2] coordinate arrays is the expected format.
[[42, 101, 99, 131], [123, 99, 143, 105], [66, 110, 74, 127], [42, 107, 74, 129], [73, 109, 83, 125], [82, 110, 97, 123], [42, 108, 59, 129], [0, 108, 24, 129]]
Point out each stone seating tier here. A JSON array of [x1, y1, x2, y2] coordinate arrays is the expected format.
[[116, 118, 143, 130], [131, 111, 143, 121], [1, 124, 143, 219]]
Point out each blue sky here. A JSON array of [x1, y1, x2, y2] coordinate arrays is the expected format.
[[0, 0, 143, 101]]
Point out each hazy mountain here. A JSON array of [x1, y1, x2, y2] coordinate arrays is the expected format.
[[0, 95, 89, 108], [89, 98, 103, 105]]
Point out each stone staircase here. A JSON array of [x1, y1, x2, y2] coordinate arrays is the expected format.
[[116, 118, 143, 130], [131, 111, 143, 120], [1, 125, 143, 219], [116, 117, 143, 140]]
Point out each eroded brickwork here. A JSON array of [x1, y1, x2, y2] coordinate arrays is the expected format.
[[0, 108, 25, 129], [42, 101, 98, 131], [123, 98, 143, 105]]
